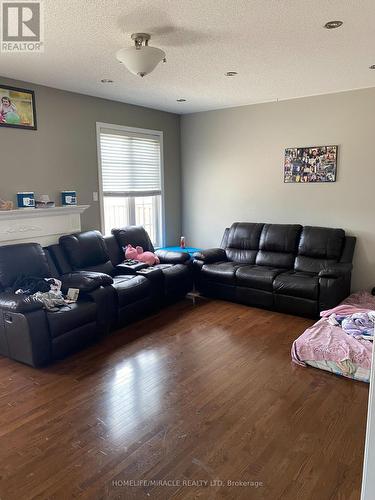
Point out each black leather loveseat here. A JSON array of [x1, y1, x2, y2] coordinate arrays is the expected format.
[[193, 223, 356, 317], [0, 226, 193, 367]]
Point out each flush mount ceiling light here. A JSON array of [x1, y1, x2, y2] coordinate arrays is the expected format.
[[324, 20, 343, 29], [369, 64, 375, 69], [101, 79, 114, 83], [225, 71, 238, 77], [116, 33, 166, 77], [176, 98, 186, 102]]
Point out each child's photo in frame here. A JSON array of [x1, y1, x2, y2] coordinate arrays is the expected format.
[[0, 85, 37, 130]]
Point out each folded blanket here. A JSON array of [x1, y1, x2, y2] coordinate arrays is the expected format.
[[292, 291, 375, 370]]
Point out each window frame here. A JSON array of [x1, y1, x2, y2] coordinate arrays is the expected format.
[[96, 122, 165, 247]]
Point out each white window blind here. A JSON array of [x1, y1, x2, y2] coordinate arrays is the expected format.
[[99, 127, 162, 196]]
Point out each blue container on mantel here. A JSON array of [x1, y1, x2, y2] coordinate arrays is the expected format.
[[17, 192, 35, 208], [61, 191, 77, 206]]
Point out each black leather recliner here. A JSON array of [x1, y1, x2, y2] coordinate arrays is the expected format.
[[56, 230, 155, 327], [0, 243, 113, 366], [111, 225, 193, 303], [193, 223, 356, 317]]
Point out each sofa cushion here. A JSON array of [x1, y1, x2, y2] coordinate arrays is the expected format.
[[47, 300, 97, 339], [255, 224, 302, 269], [298, 226, 345, 260], [0, 243, 51, 290], [201, 262, 243, 284], [294, 256, 338, 275], [259, 224, 302, 253], [112, 275, 151, 307], [105, 235, 124, 266], [273, 271, 319, 300], [60, 231, 114, 272], [225, 223, 264, 264], [112, 225, 155, 253], [255, 251, 295, 269], [236, 266, 284, 292]]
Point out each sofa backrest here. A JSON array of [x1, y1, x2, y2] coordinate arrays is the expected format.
[[112, 225, 154, 253], [256, 224, 302, 269], [105, 235, 124, 266], [47, 244, 73, 275], [225, 222, 264, 264], [59, 230, 115, 275], [222, 222, 352, 272], [0, 243, 52, 290], [294, 226, 345, 274]]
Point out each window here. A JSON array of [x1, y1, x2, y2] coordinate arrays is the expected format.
[[97, 123, 164, 246]]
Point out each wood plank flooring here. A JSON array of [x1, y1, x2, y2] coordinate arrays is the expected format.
[[0, 299, 369, 500]]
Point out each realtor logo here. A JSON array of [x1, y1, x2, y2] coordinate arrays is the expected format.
[[1, 1, 44, 52]]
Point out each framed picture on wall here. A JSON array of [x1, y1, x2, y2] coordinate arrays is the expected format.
[[284, 145, 338, 183], [0, 84, 37, 130]]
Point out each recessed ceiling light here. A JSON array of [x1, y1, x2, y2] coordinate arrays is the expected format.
[[101, 79, 114, 83], [324, 20, 343, 29], [369, 64, 375, 70], [176, 98, 186, 102], [225, 71, 238, 77]]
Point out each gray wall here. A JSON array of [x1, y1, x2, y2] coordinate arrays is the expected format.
[[181, 88, 375, 291], [0, 77, 181, 245]]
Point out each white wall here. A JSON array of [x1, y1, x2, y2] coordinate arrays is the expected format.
[[181, 88, 375, 291]]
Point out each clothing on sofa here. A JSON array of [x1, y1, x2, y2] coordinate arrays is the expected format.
[[11, 276, 62, 295], [33, 291, 68, 312], [10, 276, 69, 311], [11, 276, 51, 295]]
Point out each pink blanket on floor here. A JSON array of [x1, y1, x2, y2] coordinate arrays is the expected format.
[[291, 291, 375, 369]]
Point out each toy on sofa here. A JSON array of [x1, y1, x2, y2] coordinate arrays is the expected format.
[[124, 244, 160, 266]]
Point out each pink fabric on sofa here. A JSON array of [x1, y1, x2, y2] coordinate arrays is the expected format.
[[291, 291, 375, 369]]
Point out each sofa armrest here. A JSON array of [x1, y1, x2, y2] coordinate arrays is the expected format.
[[61, 272, 113, 293], [0, 292, 44, 313], [155, 249, 190, 264], [115, 262, 148, 275], [193, 248, 227, 264], [318, 263, 353, 279]]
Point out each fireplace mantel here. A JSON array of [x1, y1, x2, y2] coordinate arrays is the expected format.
[[0, 205, 90, 246]]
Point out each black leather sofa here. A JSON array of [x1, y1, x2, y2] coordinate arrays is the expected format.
[[0, 243, 113, 366], [193, 223, 356, 317], [0, 226, 193, 367]]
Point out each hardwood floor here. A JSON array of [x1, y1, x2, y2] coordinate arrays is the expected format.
[[0, 299, 369, 500]]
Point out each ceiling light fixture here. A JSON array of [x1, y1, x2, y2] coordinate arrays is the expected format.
[[369, 64, 375, 70], [324, 20, 343, 29], [176, 98, 186, 102], [101, 79, 114, 83], [116, 33, 166, 77], [225, 71, 238, 77]]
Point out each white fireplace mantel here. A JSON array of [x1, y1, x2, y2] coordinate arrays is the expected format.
[[0, 205, 90, 246]]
